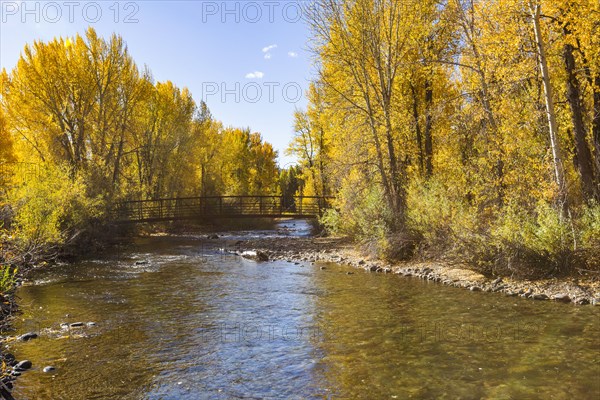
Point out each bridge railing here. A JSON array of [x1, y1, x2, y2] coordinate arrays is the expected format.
[[110, 195, 334, 223]]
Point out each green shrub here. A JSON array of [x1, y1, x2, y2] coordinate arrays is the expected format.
[[579, 203, 600, 269], [407, 177, 593, 277], [320, 180, 399, 258], [0, 264, 16, 293], [322, 179, 391, 240], [407, 177, 478, 255], [8, 164, 103, 258], [320, 207, 343, 236], [490, 202, 579, 277]]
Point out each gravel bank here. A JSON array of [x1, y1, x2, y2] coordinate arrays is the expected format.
[[221, 235, 600, 306]]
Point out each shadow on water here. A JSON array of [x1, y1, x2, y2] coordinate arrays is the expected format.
[[4, 220, 600, 399]]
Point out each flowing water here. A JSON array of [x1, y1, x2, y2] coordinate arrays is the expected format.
[[5, 221, 600, 399]]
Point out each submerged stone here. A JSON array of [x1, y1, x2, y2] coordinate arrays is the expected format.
[[18, 332, 38, 341], [552, 293, 571, 303], [15, 360, 32, 371]]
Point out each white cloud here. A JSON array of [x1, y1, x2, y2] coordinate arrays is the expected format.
[[264, 53, 272, 60], [262, 44, 277, 53], [288, 51, 298, 58], [245, 71, 265, 79]]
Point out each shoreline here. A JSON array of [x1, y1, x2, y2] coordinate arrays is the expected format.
[[225, 235, 600, 306], [0, 289, 18, 400]]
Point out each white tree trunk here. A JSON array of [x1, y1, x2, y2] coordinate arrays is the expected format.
[[531, 2, 567, 203]]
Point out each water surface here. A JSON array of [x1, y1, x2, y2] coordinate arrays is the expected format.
[[6, 221, 600, 399]]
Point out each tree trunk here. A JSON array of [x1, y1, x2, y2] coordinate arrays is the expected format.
[[424, 78, 434, 178], [593, 75, 600, 197], [563, 30, 596, 201], [318, 127, 327, 196], [386, 122, 403, 213], [410, 83, 425, 174], [531, 3, 568, 208], [112, 130, 125, 192]]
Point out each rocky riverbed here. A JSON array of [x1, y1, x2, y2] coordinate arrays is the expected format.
[[213, 235, 600, 306], [0, 319, 96, 399]]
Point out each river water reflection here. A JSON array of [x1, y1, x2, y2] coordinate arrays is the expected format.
[[6, 221, 600, 399]]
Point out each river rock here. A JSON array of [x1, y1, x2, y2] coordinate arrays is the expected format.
[[42, 366, 56, 373], [69, 322, 85, 328], [18, 332, 38, 341], [134, 260, 148, 265], [320, 266, 326, 270], [532, 293, 549, 300], [552, 293, 571, 303], [15, 360, 32, 371], [86, 322, 97, 327], [207, 234, 219, 240], [491, 277, 503, 286], [469, 286, 482, 292], [3, 353, 15, 364], [521, 289, 533, 298], [240, 250, 269, 262]]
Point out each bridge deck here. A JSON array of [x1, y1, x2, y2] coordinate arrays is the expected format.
[[111, 195, 333, 224]]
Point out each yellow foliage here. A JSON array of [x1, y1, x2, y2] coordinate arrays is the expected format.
[[300, 0, 600, 269]]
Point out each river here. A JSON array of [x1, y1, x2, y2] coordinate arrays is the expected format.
[[6, 220, 600, 399]]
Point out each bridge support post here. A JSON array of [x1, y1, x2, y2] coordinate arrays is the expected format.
[[280, 196, 283, 215]]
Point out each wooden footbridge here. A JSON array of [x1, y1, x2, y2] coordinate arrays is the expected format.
[[110, 195, 334, 224]]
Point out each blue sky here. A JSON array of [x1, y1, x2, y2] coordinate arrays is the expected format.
[[0, 0, 315, 166]]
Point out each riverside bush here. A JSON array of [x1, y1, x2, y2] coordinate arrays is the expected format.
[[7, 164, 103, 260], [407, 178, 477, 250], [405, 178, 597, 277], [0, 265, 16, 293], [489, 203, 577, 277], [321, 179, 395, 257], [579, 203, 600, 269]]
